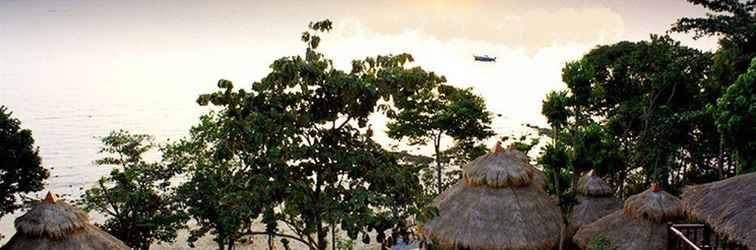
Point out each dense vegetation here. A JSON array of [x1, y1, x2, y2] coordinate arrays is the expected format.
[[1, 0, 754, 249], [540, 0, 756, 204], [79, 130, 186, 250], [0, 106, 48, 241]]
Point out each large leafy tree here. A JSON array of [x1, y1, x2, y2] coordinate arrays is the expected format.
[[164, 112, 284, 249], [387, 84, 494, 195], [715, 58, 756, 173], [0, 106, 48, 218], [672, 0, 756, 87], [571, 123, 624, 181], [190, 20, 430, 250], [79, 130, 186, 250], [544, 35, 715, 194], [561, 59, 596, 192], [672, 0, 756, 178]]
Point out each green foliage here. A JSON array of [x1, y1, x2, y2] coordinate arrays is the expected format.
[[588, 235, 617, 250], [0, 105, 48, 218], [672, 0, 756, 83], [335, 238, 354, 250], [191, 19, 429, 250], [79, 130, 186, 250], [539, 143, 571, 196], [163, 112, 277, 249], [501, 133, 540, 155], [546, 35, 717, 193], [387, 83, 494, 195], [715, 58, 756, 173], [562, 59, 594, 108], [430, 139, 488, 192], [572, 123, 624, 176], [541, 90, 570, 129], [671, 0, 756, 179]]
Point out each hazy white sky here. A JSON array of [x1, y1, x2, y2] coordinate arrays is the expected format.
[[0, 0, 718, 139]]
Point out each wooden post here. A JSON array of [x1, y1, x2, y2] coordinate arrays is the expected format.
[[702, 224, 712, 250]]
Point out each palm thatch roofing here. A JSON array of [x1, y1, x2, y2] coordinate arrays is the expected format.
[[567, 173, 621, 237], [1, 192, 130, 250], [421, 149, 562, 250], [573, 185, 684, 250], [682, 172, 756, 250]]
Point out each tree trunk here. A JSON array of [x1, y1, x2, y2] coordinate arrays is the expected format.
[[331, 223, 336, 250], [572, 106, 581, 195], [434, 133, 443, 195], [269, 233, 274, 250], [554, 125, 564, 250], [553, 125, 562, 196], [315, 177, 326, 250], [228, 239, 235, 250]]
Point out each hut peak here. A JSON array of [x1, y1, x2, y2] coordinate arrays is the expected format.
[[623, 186, 683, 223], [423, 147, 561, 250], [576, 172, 613, 197], [463, 148, 535, 188], [15, 196, 90, 239], [4, 197, 130, 249], [492, 141, 502, 153], [43, 191, 58, 204], [651, 182, 662, 192]]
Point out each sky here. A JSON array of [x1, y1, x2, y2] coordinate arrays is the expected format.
[[1, 0, 719, 145]]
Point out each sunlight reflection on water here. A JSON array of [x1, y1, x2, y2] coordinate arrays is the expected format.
[[0, 75, 208, 239]]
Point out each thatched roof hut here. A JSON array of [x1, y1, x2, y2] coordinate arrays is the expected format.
[[567, 172, 621, 237], [573, 185, 684, 250], [1, 192, 130, 250], [682, 172, 756, 249], [421, 148, 562, 250]]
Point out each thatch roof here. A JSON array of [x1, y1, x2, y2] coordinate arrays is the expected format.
[[575, 171, 613, 197], [624, 185, 683, 223], [568, 173, 621, 237], [682, 172, 756, 249], [421, 149, 562, 250], [573, 186, 684, 250], [1, 192, 130, 250]]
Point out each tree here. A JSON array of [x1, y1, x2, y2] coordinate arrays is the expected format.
[[387, 84, 494, 195], [541, 90, 570, 195], [714, 58, 756, 173], [165, 112, 285, 249], [562, 59, 595, 192], [0, 105, 48, 218], [542, 34, 722, 197], [572, 123, 624, 179], [79, 130, 186, 250], [191, 20, 429, 250], [431, 139, 488, 193], [672, 0, 756, 85], [672, 0, 756, 178], [574, 35, 713, 189], [538, 142, 571, 250]]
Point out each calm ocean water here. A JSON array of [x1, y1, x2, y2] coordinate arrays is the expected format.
[[0, 76, 209, 240]]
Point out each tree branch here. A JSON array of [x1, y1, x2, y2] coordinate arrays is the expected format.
[[243, 231, 315, 249]]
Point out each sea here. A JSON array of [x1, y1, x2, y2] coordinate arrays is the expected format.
[[0, 76, 209, 245]]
